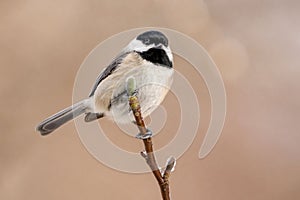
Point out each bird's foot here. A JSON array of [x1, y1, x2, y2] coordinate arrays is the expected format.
[[136, 129, 152, 139]]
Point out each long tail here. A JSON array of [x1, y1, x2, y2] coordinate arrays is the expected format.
[[36, 99, 90, 136]]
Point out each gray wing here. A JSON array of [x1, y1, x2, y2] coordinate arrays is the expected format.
[[89, 51, 131, 97]]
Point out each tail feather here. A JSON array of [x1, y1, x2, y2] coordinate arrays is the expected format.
[[36, 100, 89, 136]]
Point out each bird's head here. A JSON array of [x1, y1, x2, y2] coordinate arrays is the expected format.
[[126, 30, 173, 68]]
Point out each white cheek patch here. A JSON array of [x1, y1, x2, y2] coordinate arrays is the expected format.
[[125, 39, 155, 52]]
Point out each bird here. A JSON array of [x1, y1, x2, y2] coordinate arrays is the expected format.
[[36, 30, 174, 136]]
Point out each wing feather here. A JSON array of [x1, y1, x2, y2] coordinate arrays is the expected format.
[[88, 51, 131, 97]]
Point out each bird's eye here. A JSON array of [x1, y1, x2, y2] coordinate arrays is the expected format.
[[145, 38, 150, 44]]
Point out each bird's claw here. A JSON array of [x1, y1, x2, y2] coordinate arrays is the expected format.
[[136, 129, 152, 139]]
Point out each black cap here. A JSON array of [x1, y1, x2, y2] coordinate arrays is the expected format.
[[136, 30, 168, 47]]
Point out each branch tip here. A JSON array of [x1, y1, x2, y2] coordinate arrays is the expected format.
[[166, 157, 176, 171], [163, 156, 176, 180], [126, 76, 136, 96]]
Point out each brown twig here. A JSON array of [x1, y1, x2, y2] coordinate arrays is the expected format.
[[126, 77, 175, 200]]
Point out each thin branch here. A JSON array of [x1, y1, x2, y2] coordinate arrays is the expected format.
[[126, 77, 174, 200]]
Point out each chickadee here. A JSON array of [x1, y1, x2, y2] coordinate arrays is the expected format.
[[37, 30, 174, 136]]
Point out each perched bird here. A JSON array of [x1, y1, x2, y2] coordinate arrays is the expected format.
[[36, 30, 174, 136]]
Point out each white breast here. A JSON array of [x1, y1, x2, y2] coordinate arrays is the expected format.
[[93, 52, 173, 124]]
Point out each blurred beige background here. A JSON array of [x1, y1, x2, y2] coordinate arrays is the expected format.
[[1, 0, 299, 199]]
